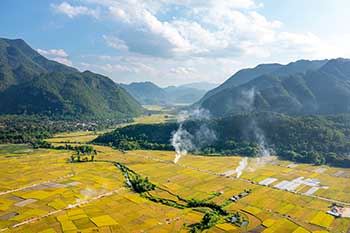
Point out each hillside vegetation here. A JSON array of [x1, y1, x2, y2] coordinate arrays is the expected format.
[[0, 38, 143, 119], [0, 115, 132, 144], [198, 59, 350, 117], [93, 112, 350, 167], [121, 81, 212, 105]]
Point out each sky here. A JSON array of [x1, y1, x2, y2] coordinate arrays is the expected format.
[[1, 0, 350, 87]]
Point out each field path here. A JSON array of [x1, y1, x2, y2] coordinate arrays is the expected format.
[[0, 174, 74, 196]]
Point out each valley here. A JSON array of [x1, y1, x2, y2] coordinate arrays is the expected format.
[[1, 38, 350, 232], [0, 129, 349, 232], [2, 2, 350, 232]]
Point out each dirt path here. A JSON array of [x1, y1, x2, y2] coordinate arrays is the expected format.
[[0, 174, 74, 196]]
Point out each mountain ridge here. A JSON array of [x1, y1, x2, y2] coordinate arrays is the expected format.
[[198, 58, 350, 116], [121, 81, 211, 105], [0, 38, 143, 119]]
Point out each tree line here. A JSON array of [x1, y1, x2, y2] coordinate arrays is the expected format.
[[0, 115, 132, 144], [93, 112, 350, 167]]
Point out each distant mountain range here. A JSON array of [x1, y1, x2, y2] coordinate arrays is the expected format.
[[0, 38, 143, 119], [178, 82, 218, 91], [121, 81, 218, 105], [197, 58, 350, 116]]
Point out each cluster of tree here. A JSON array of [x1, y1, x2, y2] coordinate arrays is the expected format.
[[30, 140, 97, 162], [128, 174, 156, 193], [93, 123, 178, 151], [69, 145, 97, 163], [187, 198, 228, 215], [0, 115, 132, 144], [228, 212, 248, 227], [115, 163, 156, 193], [94, 112, 350, 167], [190, 211, 221, 233]]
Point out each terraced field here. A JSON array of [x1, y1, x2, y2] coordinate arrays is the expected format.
[[0, 133, 349, 232]]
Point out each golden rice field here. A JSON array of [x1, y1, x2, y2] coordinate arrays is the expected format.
[[0, 132, 350, 232], [133, 113, 175, 124]]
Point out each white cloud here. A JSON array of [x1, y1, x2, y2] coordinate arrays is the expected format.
[[52, 2, 99, 18], [56, 1, 325, 60], [77, 54, 241, 86], [170, 67, 196, 75], [51, 57, 73, 66], [102, 35, 128, 51], [81, 0, 287, 59], [54, 0, 349, 85], [37, 48, 68, 57], [37, 48, 73, 66], [108, 4, 191, 55]]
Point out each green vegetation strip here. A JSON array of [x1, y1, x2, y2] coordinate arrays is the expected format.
[[113, 162, 248, 232]]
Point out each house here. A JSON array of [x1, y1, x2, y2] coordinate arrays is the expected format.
[[327, 205, 343, 218]]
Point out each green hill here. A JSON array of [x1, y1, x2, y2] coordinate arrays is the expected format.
[[120, 82, 169, 105], [93, 112, 350, 167], [197, 60, 327, 107], [0, 38, 143, 119], [121, 81, 208, 105], [199, 59, 350, 116]]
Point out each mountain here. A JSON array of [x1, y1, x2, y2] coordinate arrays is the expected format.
[[178, 82, 219, 91], [121, 82, 208, 105], [197, 60, 327, 105], [163, 86, 206, 104], [120, 82, 168, 105], [198, 58, 350, 116], [0, 38, 143, 119]]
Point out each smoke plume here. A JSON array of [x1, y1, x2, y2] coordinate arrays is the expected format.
[[235, 157, 248, 178], [171, 108, 216, 163], [241, 88, 272, 157], [171, 125, 194, 163], [232, 88, 274, 177]]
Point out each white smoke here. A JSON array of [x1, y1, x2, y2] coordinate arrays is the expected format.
[[194, 125, 217, 149], [239, 88, 256, 112], [171, 108, 216, 163], [235, 157, 248, 178], [241, 88, 273, 157], [230, 88, 274, 176], [171, 125, 194, 163], [251, 119, 273, 157]]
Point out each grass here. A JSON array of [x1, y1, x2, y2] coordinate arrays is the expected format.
[[0, 144, 33, 155], [0, 130, 349, 232]]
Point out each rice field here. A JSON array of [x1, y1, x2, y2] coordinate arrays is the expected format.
[[0, 131, 349, 232], [133, 113, 175, 124]]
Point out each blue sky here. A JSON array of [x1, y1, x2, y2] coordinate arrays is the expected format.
[[1, 0, 350, 86]]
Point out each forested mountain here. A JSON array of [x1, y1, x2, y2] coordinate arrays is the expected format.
[[120, 82, 168, 105], [197, 60, 328, 106], [163, 86, 207, 104], [0, 38, 143, 119], [121, 81, 210, 105], [198, 59, 350, 116], [93, 112, 350, 167]]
